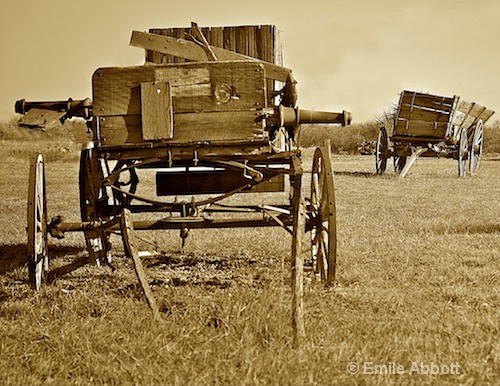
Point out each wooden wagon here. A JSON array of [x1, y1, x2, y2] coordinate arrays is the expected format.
[[18, 24, 351, 329], [375, 90, 494, 177]]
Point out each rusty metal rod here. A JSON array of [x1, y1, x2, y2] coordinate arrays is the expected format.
[[52, 217, 292, 234], [15, 98, 92, 119]]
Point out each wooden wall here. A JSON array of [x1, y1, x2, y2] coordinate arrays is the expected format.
[[146, 25, 282, 66]]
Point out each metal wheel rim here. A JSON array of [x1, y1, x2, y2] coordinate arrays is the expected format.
[[376, 127, 388, 174], [458, 129, 468, 177], [27, 154, 48, 290], [310, 147, 337, 284], [469, 121, 484, 174]]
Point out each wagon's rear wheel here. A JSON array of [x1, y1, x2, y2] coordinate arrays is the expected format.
[[457, 128, 468, 177], [376, 127, 389, 174], [469, 120, 484, 175], [79, 143, 111, 265], [310, 145, 337, 284], [27, 153, 48, 290]]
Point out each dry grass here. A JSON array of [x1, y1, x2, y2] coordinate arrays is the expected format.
[[0, 133, 499, 385]]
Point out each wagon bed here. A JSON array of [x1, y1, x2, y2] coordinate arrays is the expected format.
[[376, 90, 494, 177]]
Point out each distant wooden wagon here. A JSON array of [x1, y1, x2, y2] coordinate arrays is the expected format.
[[375, 90, 494, 177], [18, 24, 351, 329]]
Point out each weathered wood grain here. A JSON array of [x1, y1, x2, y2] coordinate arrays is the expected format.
[[130, 31, 291, 82], [140, 81, 173, 140]]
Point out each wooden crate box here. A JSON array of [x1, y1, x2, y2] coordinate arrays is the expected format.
[[92, 61, 268, 145]]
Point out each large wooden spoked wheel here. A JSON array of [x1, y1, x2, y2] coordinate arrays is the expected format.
[[376, 127, 389, 174], [79, 143, 111, 264], [457, 128, 468, 177], [469, 120, 484, 175], [310, 146, 337, 284], [27, 154, 48, 290]]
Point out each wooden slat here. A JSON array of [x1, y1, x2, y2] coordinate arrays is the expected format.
[[477, 108, 495, 124], [156, 170, 284, 195], [400, 91, 455, 112], [157, 61, 266, 112], [99, 111, 263, 145], [131, 31, 291, 82], [398, 105, 452, 123], [140, 81, 173, 140], [121, 209, 162, 322], [93, 66, 156, 116], [394, 120, 449, 138], [456, 100, 490, 120], [98, 115, 142, 144], [93, 62, 267, 116]]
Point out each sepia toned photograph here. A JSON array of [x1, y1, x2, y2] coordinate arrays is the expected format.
[[0, 0, 498, 384]]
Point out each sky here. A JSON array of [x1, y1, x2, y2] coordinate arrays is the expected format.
[[1, 0, 498, 123]]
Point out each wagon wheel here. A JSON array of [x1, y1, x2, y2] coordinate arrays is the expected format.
[[79, 143, 111, 265], [310, 145, 337, 284], [394, 155, 407, 174], [375, 127, 389, 174], [469, 120, 484, 175], [457, 128, 468, 177], [27, 153, 49, 290]]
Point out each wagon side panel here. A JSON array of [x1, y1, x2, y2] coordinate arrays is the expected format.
[[92, 62, 268, 145], [394, 91, 456, 140]]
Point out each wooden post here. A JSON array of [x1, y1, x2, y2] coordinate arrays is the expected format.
[[120, 209, 162, 322], [290, 156, 305, 348], [291, 197, 306, 349]]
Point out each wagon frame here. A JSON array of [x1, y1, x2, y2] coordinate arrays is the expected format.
[[20, 24, 351, 338], [375, 90, 494, 177]]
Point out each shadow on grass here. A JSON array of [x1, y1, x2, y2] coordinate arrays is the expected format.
[[0, 243, 84, 275], [0, 244, 27, 275], [334, 171, 379, 178]]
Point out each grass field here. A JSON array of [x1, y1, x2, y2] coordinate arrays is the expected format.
[[0, 126, 499, 385]]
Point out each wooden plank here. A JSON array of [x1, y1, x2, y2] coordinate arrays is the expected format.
[[456, 100, 489, 120], [394, 120, 449, 138], [140, 81, 173, 140], [130, 31, 291, 82], [400, 91, 455, 112], [93, 62, 267, 116], [93, 66, 156, 116], [121, 209, 162, 322], [477, 108, 495, 124], [398, 105, 452, 123], [98, 115, 142, 144], [156, 170, 284, 195], [291, 197, 305, 349], [99, 111, 263, 145]]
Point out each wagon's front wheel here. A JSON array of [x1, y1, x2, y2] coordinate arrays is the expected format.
[[27, 153, 49, 290], [376, 127, 389, 174], [79, 143, 111, 265], [469, 120, 484, 175], [310, 145, 337, 284], [457, 128, 468, 177]]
